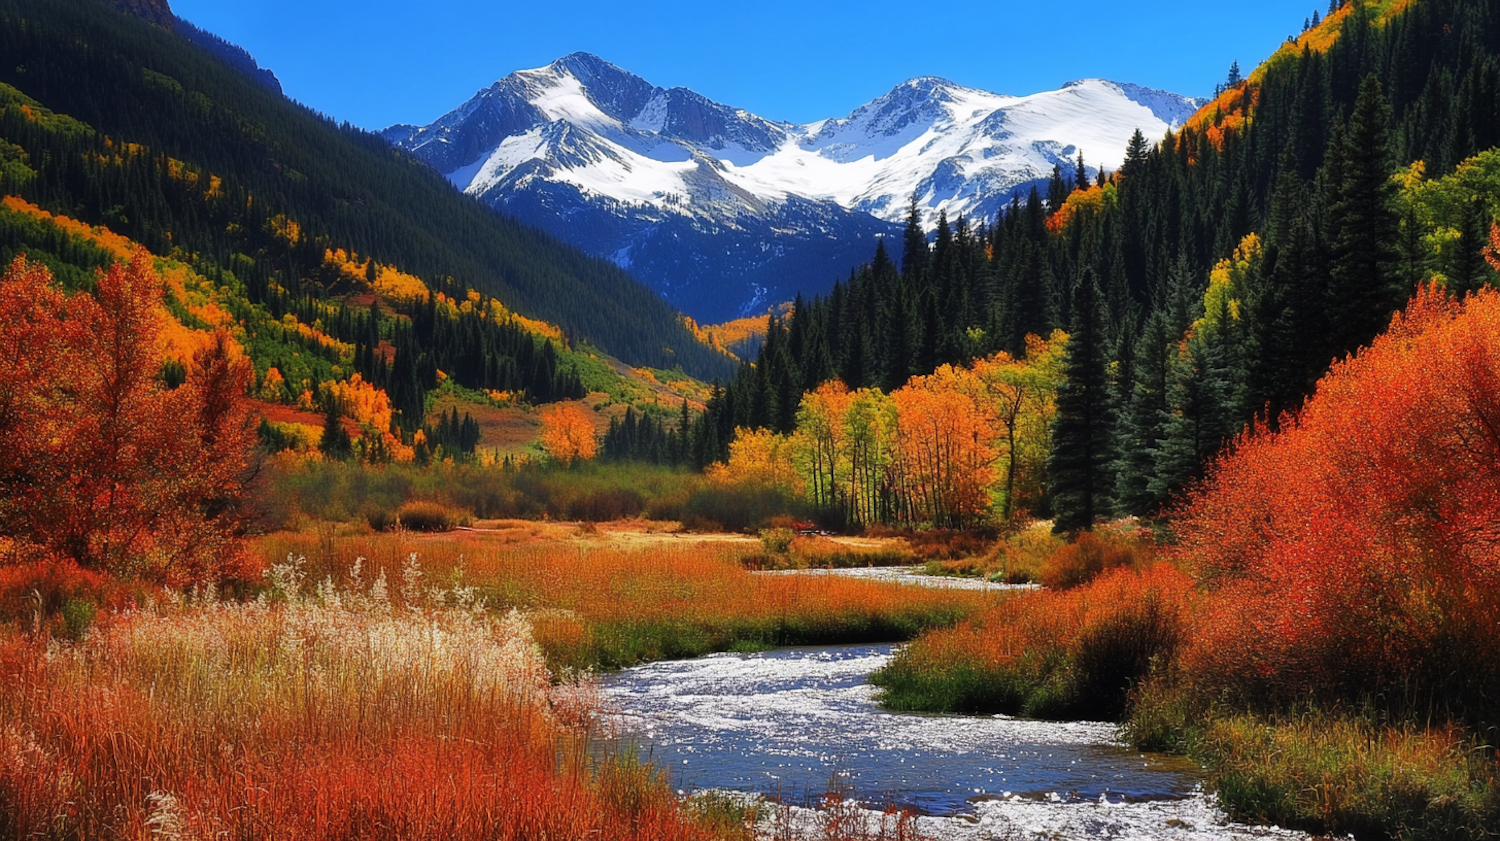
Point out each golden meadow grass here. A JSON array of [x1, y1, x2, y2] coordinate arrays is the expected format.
[[255, 529, 997, 671], [0, 527, 988, 839], [0, 555, 721, 840]]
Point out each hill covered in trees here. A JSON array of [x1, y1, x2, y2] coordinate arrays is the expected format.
[[681, 0, 1500, 530], [0, 0, 733, 385]]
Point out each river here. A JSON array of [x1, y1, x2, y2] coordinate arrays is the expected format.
[[601, 643, 1310, 840]]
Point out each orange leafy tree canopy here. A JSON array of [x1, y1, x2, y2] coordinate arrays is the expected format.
[[0, 255, 257, 583], [538, 404, 599, 464]]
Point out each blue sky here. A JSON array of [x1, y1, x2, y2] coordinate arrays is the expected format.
[[173, 0, 1327, 129]]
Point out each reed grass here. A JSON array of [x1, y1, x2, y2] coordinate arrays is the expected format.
[[253, 530, 993, 673], [871, 563, 1190, 719], [0, 559, 724, 840]]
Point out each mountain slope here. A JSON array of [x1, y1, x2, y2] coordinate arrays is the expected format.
[[387, 54, 1202, 321], [0, 0, 731, 381]]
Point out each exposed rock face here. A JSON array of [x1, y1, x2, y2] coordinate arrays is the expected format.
[[111, 0, 175, 29]]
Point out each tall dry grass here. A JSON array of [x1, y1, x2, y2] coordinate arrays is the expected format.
[[871, 563, 1192, 719], [0, 558, 718, 840], [253, 531, 993, 671]]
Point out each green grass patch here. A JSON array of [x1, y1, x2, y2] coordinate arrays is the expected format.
[[1193, 712, 1499, 840]]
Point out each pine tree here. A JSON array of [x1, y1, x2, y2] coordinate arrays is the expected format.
[[1447, 199, 1495, 296], [1048, 270, 1116, 533], [1326, 74, 1403, 360], [1121, 130, 1149, 181], [1151, 293, 1243, 502], [1227, 61, 1243, 87], [1113, 309, 1175, 516], [1048, 165, 1069, 210], [319, 398, 353, 461], [901, 198, 928, 286], [1074, 151, 1089, 193]]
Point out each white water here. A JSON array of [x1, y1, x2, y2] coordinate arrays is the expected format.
[[602, 644, 1312, 840]]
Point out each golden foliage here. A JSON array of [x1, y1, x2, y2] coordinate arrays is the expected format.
[[539, 403, 599, 463]]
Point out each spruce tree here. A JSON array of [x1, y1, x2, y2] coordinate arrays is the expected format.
[[901, 198, 928, 286], [1447, 199, 1495, 296], [1150, 294, 1243, 502], [1048, 270, 1116, 533], [1326, 74, 1403, 359], [1048, 165, 1069, 210], [1113, 309, 1175, 516], [319, 398, 353, 461]]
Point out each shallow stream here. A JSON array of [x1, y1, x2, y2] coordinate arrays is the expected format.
[[601, 643, 1310, 840]]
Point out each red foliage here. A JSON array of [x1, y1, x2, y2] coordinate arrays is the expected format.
[[1040, 527, 1154, 590], [1175, 285, 1500, 711], [0, 255, 257, 584]]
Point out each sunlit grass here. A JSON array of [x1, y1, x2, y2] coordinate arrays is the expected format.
[[0, 559, 722, 839], [253, 530, 995, 672], [1195, 711, 1500, 840]]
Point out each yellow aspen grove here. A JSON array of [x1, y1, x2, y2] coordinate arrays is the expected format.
[[706, 427, 802, 495]]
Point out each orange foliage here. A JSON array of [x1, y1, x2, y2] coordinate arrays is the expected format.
[[1184, 0, 1411, 146], [891, 366, 997, 528], [1045, 184, 1113, 235], [324, 374, 413, 462], [538, 403, 599, 463], [1039, 526, 1155, 590], [684, 309, 783, 359], [0, 591, 717, 840], [1175, 285, 1500, 708], [0, 256, 257, 583], [1, 196, 136, 260], [259, 530, 990, 672], [267, 213, 301, 246], [884, 563, 1192, 716]]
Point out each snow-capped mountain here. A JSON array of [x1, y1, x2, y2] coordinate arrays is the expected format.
[[385, 53, 1202, 323]]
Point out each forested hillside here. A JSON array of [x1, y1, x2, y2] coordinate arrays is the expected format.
[[0, 0, 732, 383], [681, 0, 1500, 529]]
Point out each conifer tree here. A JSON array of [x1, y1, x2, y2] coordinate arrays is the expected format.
[[1048, 165, 1069, 210], [1113, 309, 1175, 515], [1448, 199, 1495, 296], [1048, 270, 1116, 533], [1151, 293, 1243, 502], [1326, 74, 1403, 359], [319, 398, 353, 461], [901, 198, 928, 286]]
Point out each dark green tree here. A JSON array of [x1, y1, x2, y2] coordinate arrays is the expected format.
[[1048, 271, 1116, 533], [1326, 74, 1403, 360], [319, 399, 353, 461]]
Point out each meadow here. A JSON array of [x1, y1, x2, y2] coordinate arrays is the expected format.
[[0, 522, 991, 841]]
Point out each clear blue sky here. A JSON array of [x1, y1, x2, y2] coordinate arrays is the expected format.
[[172, 0, 1326, 130]]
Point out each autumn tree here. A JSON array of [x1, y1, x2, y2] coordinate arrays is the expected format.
[[0, 254, 255, 583], [539, 403, 598, 464]]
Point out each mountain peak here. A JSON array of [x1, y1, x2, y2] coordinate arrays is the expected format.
[[390, 57, 1203, 320], [547, 51, 630, 82]]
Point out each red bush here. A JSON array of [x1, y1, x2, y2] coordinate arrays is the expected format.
[[1175, 286, 1500, 714]]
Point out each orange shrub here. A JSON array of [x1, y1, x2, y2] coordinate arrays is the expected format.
[[1039, 525, 1154, 590], [873, 563, 1192, 719], [1175, 286, 1500, 717]]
